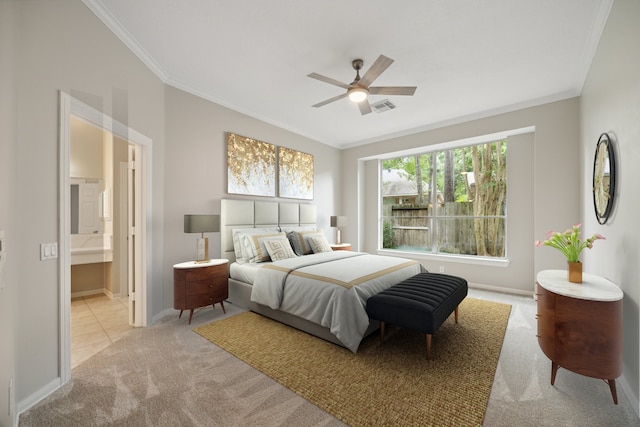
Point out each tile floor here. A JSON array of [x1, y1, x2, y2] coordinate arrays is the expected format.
[[70, 294, 134, 369]]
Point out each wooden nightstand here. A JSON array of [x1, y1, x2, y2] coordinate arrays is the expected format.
[[330, 243, 351, 251], [536, 270, 623, 404], [173, 259, 229, 324]]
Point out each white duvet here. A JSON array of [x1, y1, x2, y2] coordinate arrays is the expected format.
[[250, 251, 425, 352]]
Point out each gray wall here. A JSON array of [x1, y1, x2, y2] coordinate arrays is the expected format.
[[0, 1, 17, 426], [580, 0, 640, 410], [9, 0, 166, 417], [161, 86, 342, 315], [3, 0, 639, 423]]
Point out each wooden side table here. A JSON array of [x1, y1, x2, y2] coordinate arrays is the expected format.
[[330, 243, 351, 251], [174, 259, 229, 324], [536, 269, 623, 404]]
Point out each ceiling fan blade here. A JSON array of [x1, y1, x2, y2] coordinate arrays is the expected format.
[[358, 101, 372, 115], [368, 86, 417, 96], [307, 72, 351, 90], [359, 55, 394, 88], [312, 92, 348, 108]]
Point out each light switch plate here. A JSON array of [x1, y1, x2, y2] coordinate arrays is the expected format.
[[40, 242, 58, 260]]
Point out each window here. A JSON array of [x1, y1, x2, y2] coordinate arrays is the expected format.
[[381, 139, 507, 258]]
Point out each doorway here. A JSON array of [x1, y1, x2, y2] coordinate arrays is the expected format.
[[59, 92, 150, 383]]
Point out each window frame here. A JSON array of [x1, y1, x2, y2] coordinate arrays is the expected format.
[[377, 133, 515, 264]]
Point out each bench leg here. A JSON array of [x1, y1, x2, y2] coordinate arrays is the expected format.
[[455, 306, 459, 324], [425, 334, 432, 360], [380, 321, 386, 344]]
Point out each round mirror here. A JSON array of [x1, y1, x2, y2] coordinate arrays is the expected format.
[[593, 133, 616, 224]]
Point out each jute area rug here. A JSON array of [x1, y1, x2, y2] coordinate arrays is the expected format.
[[194, 298, 511, 427]]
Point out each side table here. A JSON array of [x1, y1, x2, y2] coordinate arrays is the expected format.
[[536, 269, 623, 403], [330, 243, 351, 251], [174, 259, 229, 324]]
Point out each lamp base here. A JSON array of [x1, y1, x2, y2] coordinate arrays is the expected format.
[[336, 229, 342, 245], [195, 237, 210, 263]]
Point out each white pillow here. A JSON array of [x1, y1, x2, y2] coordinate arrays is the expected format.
[[263, 238, 297, 261], [232, 228, 278, 263], [243, 232, 286, 263], [287, 230, 324, 255], [308, 234, 333, 254]]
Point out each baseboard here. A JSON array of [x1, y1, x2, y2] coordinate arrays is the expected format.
[[16, 377, 62, 422], [70, 289, 104, 299], [467, 282, 534, 297], [618, 371, 640, 418], [103, 289, 121, 299], [151, 307, 177, 325]]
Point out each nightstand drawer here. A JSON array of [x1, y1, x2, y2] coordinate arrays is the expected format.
[[186, 293, 218, 308], [186, 279, 224, 295], [186, 266, 226, 282]]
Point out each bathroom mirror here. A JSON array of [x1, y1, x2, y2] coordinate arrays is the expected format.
[[592, 133, 616, 224], [70, 180, 105, 234]]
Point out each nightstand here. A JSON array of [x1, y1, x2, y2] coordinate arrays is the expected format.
[[330, 243, 351, 251], [173, 259, 229, 324]]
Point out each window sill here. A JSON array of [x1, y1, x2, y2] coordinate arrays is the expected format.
[[376, 249, 510, 268]]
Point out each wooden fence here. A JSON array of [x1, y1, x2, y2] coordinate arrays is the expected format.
[[383, 202, 481, 255]]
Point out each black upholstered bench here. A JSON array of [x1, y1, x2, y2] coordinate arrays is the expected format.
[[365, 273, 468, 359]]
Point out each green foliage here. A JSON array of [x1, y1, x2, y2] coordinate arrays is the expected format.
[[383, 220, 395, 248]]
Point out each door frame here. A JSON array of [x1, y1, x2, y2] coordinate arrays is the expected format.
[[58, 91, 152, 383]]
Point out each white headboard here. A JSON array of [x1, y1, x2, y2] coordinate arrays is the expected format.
[[221, 198, 317, 262]]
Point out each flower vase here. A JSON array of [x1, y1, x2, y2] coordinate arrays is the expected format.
[[568, 261, 582, 283]]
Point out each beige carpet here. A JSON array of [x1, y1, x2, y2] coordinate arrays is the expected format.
[[194, 297, 511, 427]]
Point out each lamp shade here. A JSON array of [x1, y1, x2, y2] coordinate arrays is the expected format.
[[330, 216, 347, 228], [184, 214, 220, 233]]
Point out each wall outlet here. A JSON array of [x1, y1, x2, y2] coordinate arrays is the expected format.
[[439, 266, 445, 273]]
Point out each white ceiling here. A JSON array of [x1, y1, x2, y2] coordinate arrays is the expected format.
[[85, 0, 612, 149]]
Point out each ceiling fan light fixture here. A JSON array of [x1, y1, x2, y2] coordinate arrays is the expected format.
[[348, 87, 368, 103]]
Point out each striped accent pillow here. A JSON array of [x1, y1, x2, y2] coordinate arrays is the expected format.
[[242, 232, 286, 263]]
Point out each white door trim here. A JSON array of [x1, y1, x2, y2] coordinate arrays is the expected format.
[[58, 91, 152, 384]]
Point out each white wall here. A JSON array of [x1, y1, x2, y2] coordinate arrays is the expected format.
[[162, 86, 342, 312], [0, 0, 17, 424], [343, 98, 580, 294], [580, 0, 640, 411], [10, 0, 166, 414]]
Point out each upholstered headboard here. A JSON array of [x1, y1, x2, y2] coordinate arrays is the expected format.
[[221, 198, 317, 262]]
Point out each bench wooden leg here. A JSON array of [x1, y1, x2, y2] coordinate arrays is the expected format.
[[455, 306, 459, 324], [425, 334, 432, 359], [380, 321, 386, 344]]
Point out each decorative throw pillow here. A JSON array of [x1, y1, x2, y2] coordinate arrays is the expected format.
[[264, 238, 297, 261], [308, 234, 333, 254], [232, 228, 278, 263], [243, 232, 286, 263], [287, 230, 324, 255]]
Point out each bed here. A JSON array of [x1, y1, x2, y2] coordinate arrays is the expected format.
[[221, 198, 425, 352]]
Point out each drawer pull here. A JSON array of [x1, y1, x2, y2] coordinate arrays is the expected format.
[[535, 314, 541, 319], [536, 334, 541, 338]]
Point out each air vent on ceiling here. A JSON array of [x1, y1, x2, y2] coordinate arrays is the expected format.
[[371, 99, 396, 113]]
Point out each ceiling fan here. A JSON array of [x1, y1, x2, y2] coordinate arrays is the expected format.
[[308, 55, 417, 115]]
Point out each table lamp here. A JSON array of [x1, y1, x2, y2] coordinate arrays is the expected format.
[[330, 215, 347, 244], [184, 214, 220, 263]]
